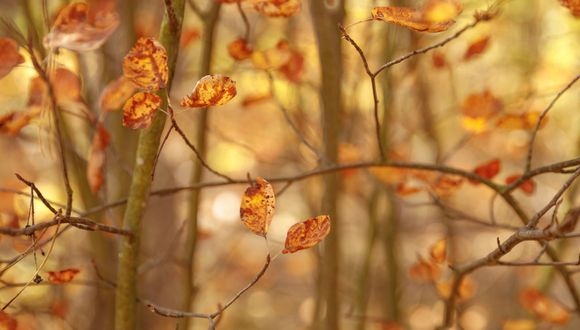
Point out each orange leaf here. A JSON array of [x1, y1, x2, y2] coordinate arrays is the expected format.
[[460, 90, 502, 119], [436, 276, 476, 300], [505, 174, 535, 195], [0, 38, 24, 79], [253, 0, 302, 18], [559, 0, 580, 16], [0, 109, 41, 136], [502, 319, 536, 330], [409, 257, 439, 282], [431, 51, 447, 69], [279, 49, 304, 82], [251, 40, 293, 70], [430, 175, 463, 196], [123, 37, 168, 91], [180, 28, 200, 48], [519, 288, 570, 325], [180, 74, 237, 108], [228, 38, 253, 61], [51, 68, 84, 104], [470, 159, 501, 184], [395, 182, 424, 196], [43, 2, 119, 51], [99, 76, 137, 112], [372, 6, 455, 33], [47, 268, 80, 284], [240, 177, 276, 236], [430, 239, 447, 264], [282, 215, 331, 254], [122, 92, 161, 129], [0, 311, 17, 330], [495, 111, 546, 130], [87, 125, 110, 193], [464, 36, 491, 61]]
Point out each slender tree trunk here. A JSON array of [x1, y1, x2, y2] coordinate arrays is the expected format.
[[114, 1, 185, 329], [309, 1, 344, 329], [180, 3, 221, 330]]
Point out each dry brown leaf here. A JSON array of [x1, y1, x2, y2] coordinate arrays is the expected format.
[[43, 2, 119, 51], [240, 177, 275, 236], [372, 6, 455, 32], [123, 37, 168, 91], [180, 74, 237, 108], [87, 124, 110, 193], [282, 215, 331, 254], [0, 38, 24, 79], [122, 92, 161, 129]]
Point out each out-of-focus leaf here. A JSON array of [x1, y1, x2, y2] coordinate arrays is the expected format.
[[180, 28, 200, 49], [122, 92, 161, 129], [559, 0, 580, 16], [242, 92, 272, 108], [0, 311, 17, 330], [240, 177, 275, 236], [180, 74, 237, 108], [123, 37, 168, 91], [51, 68, 84, 103], [282, 215, 331, 254], [228, 38, 253, 61], [0, 38, 24, 79], [371, 6, 455, 32], [505, 174, 535, 195], [422, 0, 462, 23], [436, 276, 476, 300], [0, 108, 41, 136], [47, 268, 80, 284], [470, 159, 501, 184], [251, 40, 292, 70], [429, 175, 463, 196], [409, 257, 439, 282], [464, 36, 491, 61], [460, 90, 503, 119], [519, 288, 569, 325], [99, 76, 137, 112], [431, 51, 447, 69], [43, 2, 119, 51], [495, 111, 545, 130], [461, 116, 488, 134], [87, 124, 110, 193], [279, 48, 304, 82], [253, 0, 302, 18], [502, 319, 536, 330], [430, 239, 447, 264]]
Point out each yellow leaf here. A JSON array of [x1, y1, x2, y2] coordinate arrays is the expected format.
[[372, 6, 455, 33], [282, 215, 331, 254], [422, 0, 462, 23], [461, 116, 488, 134], [436, 276, 476, 300], [122, 92, 161, 129], [240, 177, 276, 236], [123, 37, 168, 91], [430, 239, 447, 264], [99, 76, 137, 112], [180, 74, 237, 108], [502, 319, 536, 330], [253, 0, 301, 18]]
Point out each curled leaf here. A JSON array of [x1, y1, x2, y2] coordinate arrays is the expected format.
[[282, 215, 331, 254], [240, 177, 276, 236], [123, 37, 168, 91], [371, 6, 455, 32], [180, 74, 237, 108], [47, 268, 80, 284], [470, 159, 501, 184], [87, 125, 110, 193], [228, 38, 253, 61], [99, 76, 137, 112], [253, 0, 302, 18], [122, 92, 161, 129], [0, 38, 24, 79], [43, 2, 119, 51]]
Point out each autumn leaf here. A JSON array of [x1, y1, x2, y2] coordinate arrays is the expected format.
[[51, 68, 85, 104], [422, 0, 462, 23], [431, 51, 447, 69], [43, 2, 119, 51], [253, 0, 302, 18], [279, 48, 304, 82], [430, 175, 463, 196], [559, 0, 580, 16], [282, 215, 331, 254], [371, 6, 455, 33], [228, 38, 253, 61], [47, 268, 80, 284], [430, 239, 447, 264], [464, 36, 491, 61], [505, 174, 535, 195], [242, 92, 273, 108], [496, 111, 546, 130], [409, 257, 439, 282], [470, 159, 501, 184], [519, 288, 570, 325], [180, 28, 201, 48], [502, 319, 536, 330], [0, 311, 17, 330], [180, 74, 237, 108], [0, 38, 24, 80], [395, 182, 424, 196], [87, 125, 110, 193], [251, 40, 293, 70], [436, 276, 476, 300], [0, 108, 41, 136], [240, 177, 276, 236], [99, 76, 137, 112], [123, 37, 168, 91], [122, 92, 161, 129], [460, 90, 503, 119]]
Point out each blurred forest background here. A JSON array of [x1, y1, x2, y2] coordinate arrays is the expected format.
[[0, 0, 579, 329]]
